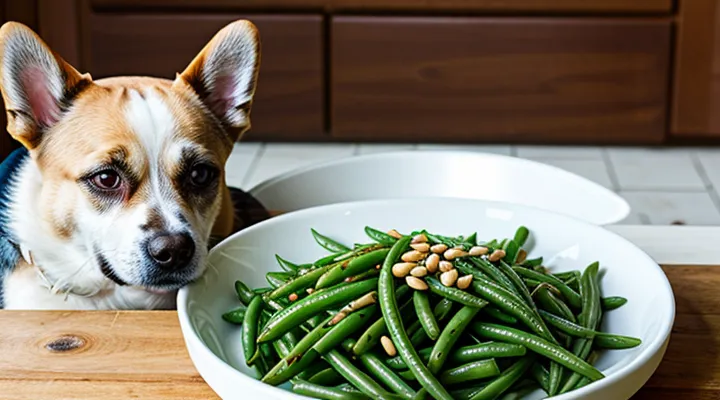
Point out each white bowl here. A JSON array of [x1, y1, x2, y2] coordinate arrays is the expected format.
[[178, 198, 674, 400], [248, 151, 630, 226]]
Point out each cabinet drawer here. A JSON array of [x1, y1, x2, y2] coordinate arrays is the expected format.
[[331, 17, 671, 143], [86, 14, 325, 140]]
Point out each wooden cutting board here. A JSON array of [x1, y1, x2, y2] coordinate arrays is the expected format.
[[0, 265, 714, 399]]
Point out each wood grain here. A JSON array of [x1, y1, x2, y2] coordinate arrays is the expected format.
[[90, 0, 673, 13], [331, 16, 672, 144], [0, 265, 717, 399], [670, 0, 720, 137], [85, 13, 326, 141]]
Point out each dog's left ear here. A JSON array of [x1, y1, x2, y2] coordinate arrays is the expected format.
[[0, 22, 92, 150], [174, 20, 260, 142]]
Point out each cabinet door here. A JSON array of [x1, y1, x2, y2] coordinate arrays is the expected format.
[[331, 17, 671, 144], [85, 13, 325, 140], [672, 0, 720, 137]]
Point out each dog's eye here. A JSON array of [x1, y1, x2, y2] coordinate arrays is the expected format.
[[90, 170, 122, 190], [189, 165, 217, 187]]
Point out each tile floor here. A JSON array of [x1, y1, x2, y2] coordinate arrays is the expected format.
[[225, 142, 720, 226]]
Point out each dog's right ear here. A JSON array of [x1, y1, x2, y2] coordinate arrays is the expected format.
[[0, 22, 92, 150]]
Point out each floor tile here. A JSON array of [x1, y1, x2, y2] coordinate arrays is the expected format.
[[224, 142, 262, 189], [607, 148, 706, 190], [357, 143, 416, 155], [244, 143, 356, 188], [415, 144, 513, 156], [618, 191, 720, 226], [526, 158, 613, 188], [516, 146, 603, 159]]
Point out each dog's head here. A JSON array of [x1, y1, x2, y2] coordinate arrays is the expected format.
[[0, 21, 260, 291]]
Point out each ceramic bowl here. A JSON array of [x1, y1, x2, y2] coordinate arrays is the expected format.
[[248, 151, 630, 226], [178, 198, 673, 400]]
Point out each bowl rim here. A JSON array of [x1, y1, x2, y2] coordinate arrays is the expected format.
[[246, 150, 631, 226], [177, 197, 674, 400]]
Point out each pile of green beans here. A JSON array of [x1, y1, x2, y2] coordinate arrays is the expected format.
[[222, 226, 641, 400]]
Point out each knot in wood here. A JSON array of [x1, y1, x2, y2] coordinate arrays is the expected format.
[[46, 335, 86, 352]]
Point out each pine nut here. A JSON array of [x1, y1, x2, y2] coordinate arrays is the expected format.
[[456, 275, 473, 290], [392, 262, 416, 278], [410, 243, 430, 253], [375, 264, 382, 270], [330, 311, 347, 325], [387, 229, 402, 239], [517, 249, 528, 263], [469, 246, 489, 256], [381, 336, 397, 357], [430, 244, 448, 254], [402, 250, 426, 262], [425, 253, 440, 273], [306, 288, 315, 295], [410, 266, 428, 277], [440, 269, 459, 287], [406, 276, 429, 291], [439, 261, 454, 273], [444, 248, 468, 261], [488, 249, 506, 262], [412, 234, 428, 244], [348, 292, 378, 311], [288, 293, 298, 302]]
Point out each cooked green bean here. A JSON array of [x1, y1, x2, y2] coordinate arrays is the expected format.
[[222, 307, 246, 324], [242, 295, 263, 366], [323, 349, 395, 398], [358, 352, 416, 398], [426, 277, 489, 309], [513, 226, 530, 247], [512, 266, 582, 309], [502, 239, 520, 264], [468, 355, 535, 400], [602, 296, 628, 311], [530, 362, 550, 394], [522, 257, 544, 267], [316, 248, 390, 289], [313, 306, 378, 354], [481, 306, 518, 324], [274, 254, 302, 272], [535, 284, 576, 323], [471, 322, 604, 382], [353, 288, 412, 355], [497, 260, 536, 311], [292, 378, 371, 400], [258, 278, 378, 343], [266, 271, 292, 288], [311, 228, 351, 252], [307, 368, 343, 386], [467, 258, 517, 293], [266, 261, 339, 300], [428, 306, 482, 374], [364, 226, 399, 245], [440, 359, 501, 385], [234, 280, 255, 305], [593, 334, 642, 349], [379, 237, 453, 400], [414, 291, 440, 340], [451, 342, 527, 364]]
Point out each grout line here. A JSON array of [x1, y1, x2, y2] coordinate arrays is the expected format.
[[690, 153, 720, 215], [241, 143, 266, 189], [601, 148, 622, 192]]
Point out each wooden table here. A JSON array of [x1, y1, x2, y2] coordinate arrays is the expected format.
[[0, 264, 715, 399]]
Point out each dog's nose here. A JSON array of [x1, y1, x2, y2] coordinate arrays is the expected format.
[[146, 232, 195, 270]]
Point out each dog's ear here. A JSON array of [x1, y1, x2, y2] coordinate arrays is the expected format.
[[173, 20, 260, 142], [0, 22, 92, 150]]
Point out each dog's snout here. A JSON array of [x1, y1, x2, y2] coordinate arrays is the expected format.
[[146, 232, 195, 270]]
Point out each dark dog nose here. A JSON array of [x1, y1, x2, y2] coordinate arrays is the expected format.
[[147, 232, 195, 270]]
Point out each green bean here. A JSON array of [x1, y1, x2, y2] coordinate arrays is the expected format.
[[602, 296, 628, 311], [497, 260, 536, 311], [358, 353, 416, 398], [481, 306, 518, 324], [292, 378, 371, 400], [323, 349, 394, 398], [426, 277, 489, 309], [307, 368, 343, 386], [560, 262, 603, 394], [365, 226, 399, 245], [467, 258, 517, 293], [593, 334, 642, 349], [412, 389, 428, 400], [316, 248, 390, 289], [258, 278, 378, 343], [428, 305, 482, 374], [222, 307, 246, 324], [522, 257, 543, 267], [275, 254, 302, 272], [234, 280, 255, 305], [465, 232, 478, 245], [379, 237, 453, 400], [502, 240, 520, 264], [512, 266, 582, 309], [414, 291, 440, 340], [471, 322, 604, 382], [440, 359, 501, 385], [572, 351, 600, 391], [266, 271, 292, 288], [535, 285, 576, 323], [242, 295, 263, 366], [266, 261, 339, 300], [468, 355, 535, 400], [513, 226, 530, 247], [313, 306, 378, 354], [346, 268, 380, 283], [311, 228, 351, 252], [451, 342, 527, 364], [409, 298, 458, 348], [469, 279, 557, 344], [530, 362, 550, 394], [353, 287, 412, 355]]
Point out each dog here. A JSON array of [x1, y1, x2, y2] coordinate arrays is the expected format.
[[0, 20, 268, 310]]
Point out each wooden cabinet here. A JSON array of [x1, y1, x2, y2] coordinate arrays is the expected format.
[[332, 17, 671, 143]]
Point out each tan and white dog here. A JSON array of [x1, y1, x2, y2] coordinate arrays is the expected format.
[[0, 20, 261, 310]]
